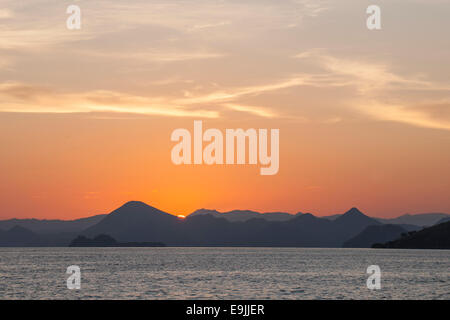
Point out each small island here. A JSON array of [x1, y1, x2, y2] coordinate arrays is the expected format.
[[69, 234, 165, 247]]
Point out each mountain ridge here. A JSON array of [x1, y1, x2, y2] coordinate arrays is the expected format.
[[0, 214, 106, 234], [188, 208, 297, 222], [0, 201, 448, 248], [79, 202, 382, 247]]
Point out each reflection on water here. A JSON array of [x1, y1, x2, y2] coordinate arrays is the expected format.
[[0, 247, 448, 299]]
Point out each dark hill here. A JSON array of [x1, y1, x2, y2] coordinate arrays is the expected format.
[[333, 207, 382, 240], [343, 224, 407, 248], [377, 213, 449, 227], [435, 217, 450, 225], [0, 214, 106, 234], [373, 221, 450, 249], [0, 225, 41, 246], [82, 201, 181, 243], [188, 209, 295, 222]]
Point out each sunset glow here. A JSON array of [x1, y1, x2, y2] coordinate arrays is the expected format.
[[0, 0, 449, 220]]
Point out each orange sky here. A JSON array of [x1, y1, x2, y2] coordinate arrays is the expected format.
[[0, 1, 449, 219]]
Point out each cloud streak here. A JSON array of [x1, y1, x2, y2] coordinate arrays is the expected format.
[[0, 82, 219, 118], [294, 51, 450, 130], [223, 103, 278, 118], [360, 101, 450, 131]]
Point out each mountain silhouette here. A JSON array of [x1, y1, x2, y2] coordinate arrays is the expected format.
[[82, 201, 182, 243], [343, 224, 408, 248], [81, 203, 381, 247], [0, 201, 447, 248], [373, 220, 450, 249], [0, 225, 41, 246], [0, 214, 106, 234], [332, 207, 382, 240], [188, 209, 296, 222], [376, 213, 449, 227], [435, 216, 450, 225]]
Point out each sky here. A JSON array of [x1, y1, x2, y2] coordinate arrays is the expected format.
[[0, 0, 449, 219]]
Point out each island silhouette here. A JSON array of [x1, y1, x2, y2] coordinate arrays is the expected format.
[[69, 234, 165, 247]]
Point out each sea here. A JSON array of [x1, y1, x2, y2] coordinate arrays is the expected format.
[[0, 247, 448, 299]]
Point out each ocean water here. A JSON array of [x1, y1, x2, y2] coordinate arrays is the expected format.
[[0, 247, 448, 300]]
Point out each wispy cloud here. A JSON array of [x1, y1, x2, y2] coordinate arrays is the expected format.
[[79, 49, 225, 63], [188, 21, 231, 32], [294, 51, 450, 130], [360, 101, 450, 131], [0, 28, 91, 50], [0, 77, 298, 118], [0, 82, 219, 118], [223, 103, 278, 118], [294, 50, 447, 92], [1, 1, 449, 130], [177, 77, 311, 105]]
